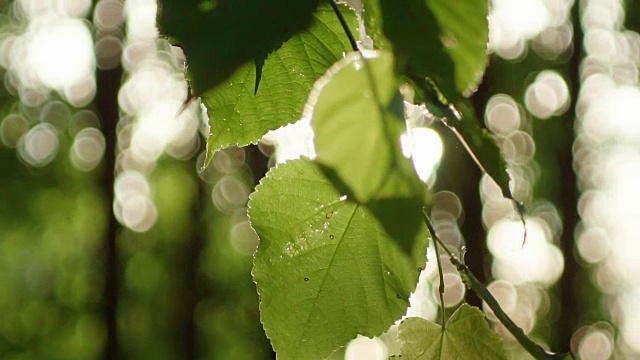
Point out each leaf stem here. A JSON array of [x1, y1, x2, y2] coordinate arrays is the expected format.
[[431, 219, 447, 331], [328, 0, 359, 51], [422, 209, 570, 360]]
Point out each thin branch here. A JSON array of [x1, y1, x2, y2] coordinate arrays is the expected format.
[[328, 0, 359, 51], [431, 222, 447, 331], [422, 210, 570, 360]]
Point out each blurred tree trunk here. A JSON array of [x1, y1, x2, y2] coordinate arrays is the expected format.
[[554, 1, 582, 352], [96, 63, 122, 360], [182, 157, 207, 360]]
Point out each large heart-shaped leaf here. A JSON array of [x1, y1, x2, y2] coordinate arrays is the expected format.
[[249, 158, 427, 360]]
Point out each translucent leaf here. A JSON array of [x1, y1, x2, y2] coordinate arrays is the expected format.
[[426, 0, 489, 96], [399, 304, 506, 360], [362, 0, 455, 95], [249, 158, 427, 360], [310, 51, 426, 253], [159, 2, 358, 163], [158, 0, 320, 94], [361, 0, 488, 97]]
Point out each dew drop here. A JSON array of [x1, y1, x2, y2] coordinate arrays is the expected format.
[[329, 234, 334, 239], [325, 211, 333, 219], [304, 277, 309, 282]]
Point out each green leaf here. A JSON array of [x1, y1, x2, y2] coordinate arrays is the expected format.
[[425, 0, 488, 96], [200, 3, 358, 163], [361, 0, 488, 97], [311, 52, 415, 200], [159, 2, 358, 164], [158, 0, 320, 94], [249, 158, 427, 360], [362, 0, 455, 95], [398, 304, 506, 360], [310, 51, 426, 253]]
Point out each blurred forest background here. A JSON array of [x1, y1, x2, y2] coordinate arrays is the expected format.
[[0, 0, 639, 359]]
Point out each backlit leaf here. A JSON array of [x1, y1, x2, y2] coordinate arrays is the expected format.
[[249, 158, 427, 360], [362, 0, 455, 96], [159, 2, 358, 164], [361, 0, 488, 97], [426, 0, 488, 96], [399, 304, 506, 360], [158, 0, 320, 94], [310, 51, 426, 253]]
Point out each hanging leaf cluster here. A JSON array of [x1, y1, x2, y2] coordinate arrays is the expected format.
[[157, 0, 528, 358]]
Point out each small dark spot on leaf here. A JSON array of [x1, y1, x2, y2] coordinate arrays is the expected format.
[[418, 267, 424, 272], [304, 277, 309, 282], [326, 211, 333, 219], [396, 294, 402, 299], [329, 234, 334, 239]]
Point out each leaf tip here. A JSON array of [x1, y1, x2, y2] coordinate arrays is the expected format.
[[512, 200, 527, 246]]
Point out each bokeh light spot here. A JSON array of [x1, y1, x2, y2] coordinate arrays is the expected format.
[[485, 94, 521, 135], [400, 127, 443, 184], [70, 128, 106, 172], [525, 70, 570, 119], [18, 123, 59, 167], [25, 15, 94, 90], [345, 336, 387, 360], [0, 113, 29, 148]]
